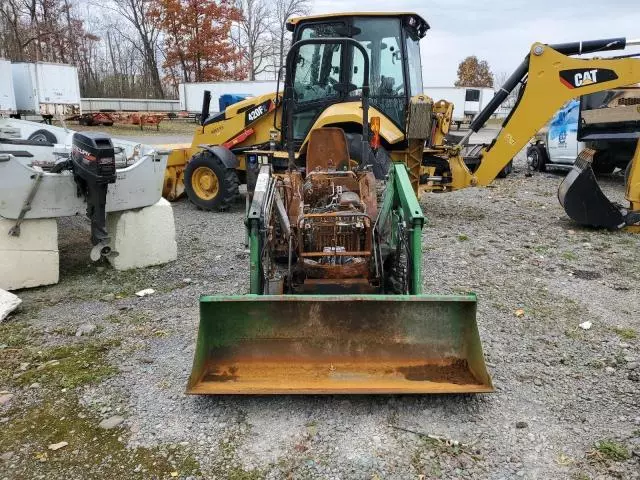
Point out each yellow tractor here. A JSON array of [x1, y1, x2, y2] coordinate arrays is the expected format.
[[184, 14, 640, 395], [163, 12, 444, 210]]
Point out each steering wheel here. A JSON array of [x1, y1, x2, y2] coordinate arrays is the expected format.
[[394, 84, 404, 94]]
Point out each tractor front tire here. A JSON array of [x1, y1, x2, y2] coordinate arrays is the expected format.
[[184, 151, 239, 211]]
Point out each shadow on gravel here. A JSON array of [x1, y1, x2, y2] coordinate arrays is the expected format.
[[187, 392, 492, 413]]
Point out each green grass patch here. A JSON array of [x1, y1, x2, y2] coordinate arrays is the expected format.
[[9, 341, 120, 389], [457, 234, 469, 242], [562, 251, 578, 261], [106, 310, 151, 325], [614, 327, 637, 340], [0, 396, 200, 479], [593, 440, 630, 461], [0, 320, 31, 348]]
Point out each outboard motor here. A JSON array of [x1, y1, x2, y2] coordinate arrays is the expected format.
[[71, 132, 117, 260]]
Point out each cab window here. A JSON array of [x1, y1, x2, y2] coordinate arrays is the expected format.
[[405, 31, 423, 97], [292, 43, 342, 103], [351, 17, 406, 127]]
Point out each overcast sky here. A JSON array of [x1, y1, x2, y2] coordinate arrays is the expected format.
[[310, 0, 640, 86]]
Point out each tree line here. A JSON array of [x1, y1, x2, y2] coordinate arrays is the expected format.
[[0, 0, 311, 98]]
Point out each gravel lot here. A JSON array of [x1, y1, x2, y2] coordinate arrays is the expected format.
[[1, 138, 639, 479]]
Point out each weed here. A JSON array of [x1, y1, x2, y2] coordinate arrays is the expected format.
[[571, 473, 590, 480], [106, 311, 151, 325], [0, 320, 31, 348], [593, 440, 630, 461], [562, 251, 578, 261], [614, 327, 637, 340], [457, 234, 469, 242]]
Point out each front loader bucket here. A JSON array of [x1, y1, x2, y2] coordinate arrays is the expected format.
[[187, 295, 493, 394], [558, 155, 625, 229]]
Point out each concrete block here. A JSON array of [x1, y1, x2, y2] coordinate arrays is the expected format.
[[0, 288, 22, 322], [0, 217, 58, 251], [0, 217, 59, 290], [107, 198, 177, 271]]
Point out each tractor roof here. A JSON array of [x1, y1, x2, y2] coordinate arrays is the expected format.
[[286, 12, 429, 37]]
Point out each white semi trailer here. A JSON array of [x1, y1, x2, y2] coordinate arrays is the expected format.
[[0, 59, 16, 115], [423, 86, 496, 128], [11, 62, 81, 121], [179, 80, 278, 115]]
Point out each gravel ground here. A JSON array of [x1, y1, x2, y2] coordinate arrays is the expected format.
[[1, 140, 639, 479]]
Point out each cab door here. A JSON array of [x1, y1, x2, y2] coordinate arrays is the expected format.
[[287, 22, 348, 143]]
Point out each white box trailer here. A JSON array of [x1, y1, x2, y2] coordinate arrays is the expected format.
[[11, 62, 81, 117], [423, 86, 496, 127], [0, 59, 16, 115], [179, 80, 278, 114]]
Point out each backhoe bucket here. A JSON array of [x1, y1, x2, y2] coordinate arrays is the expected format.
[[187, 295, 493, 394], [558, 156, 625, 229]]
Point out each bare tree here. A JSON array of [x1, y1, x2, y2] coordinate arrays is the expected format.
[[105, 0, 165, 98], [232, 0, 272, 80], [270, 0, 311, 76]]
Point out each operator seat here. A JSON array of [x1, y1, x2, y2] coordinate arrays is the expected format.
[[306, 127, 351, 172]]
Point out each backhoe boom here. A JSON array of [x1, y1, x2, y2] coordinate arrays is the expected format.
[[467, 40, 640, 186]]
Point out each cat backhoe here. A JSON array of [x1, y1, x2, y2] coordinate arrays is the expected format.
[[186, 13, 640, 395]]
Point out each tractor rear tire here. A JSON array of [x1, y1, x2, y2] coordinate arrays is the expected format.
[[184, 151, 239, 211], [385, 244, 410, 295], [345, 133, 364, 162]]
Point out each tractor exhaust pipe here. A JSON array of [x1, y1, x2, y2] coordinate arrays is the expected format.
[[200, 90, 211, 126]]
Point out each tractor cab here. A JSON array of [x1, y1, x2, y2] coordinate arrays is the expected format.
[[285, 13, 429, 143]]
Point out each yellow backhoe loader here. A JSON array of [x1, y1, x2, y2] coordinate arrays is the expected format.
[[186, 12, 640, 395], [165, 12, 640, 231]]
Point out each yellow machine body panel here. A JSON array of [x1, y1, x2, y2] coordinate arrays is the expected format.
[[190, 93, 280, 149], [301, 102, 406, 148]]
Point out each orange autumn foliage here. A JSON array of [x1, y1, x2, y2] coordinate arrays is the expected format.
[[149, 0, 247, 83]]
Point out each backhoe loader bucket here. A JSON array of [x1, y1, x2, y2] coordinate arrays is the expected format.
[[558, 152, 625, 229], [187, 295, 493, 394]]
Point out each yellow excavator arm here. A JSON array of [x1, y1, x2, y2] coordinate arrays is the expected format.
[[437, 37, 640, 230], [468, 41, 640, 186]]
